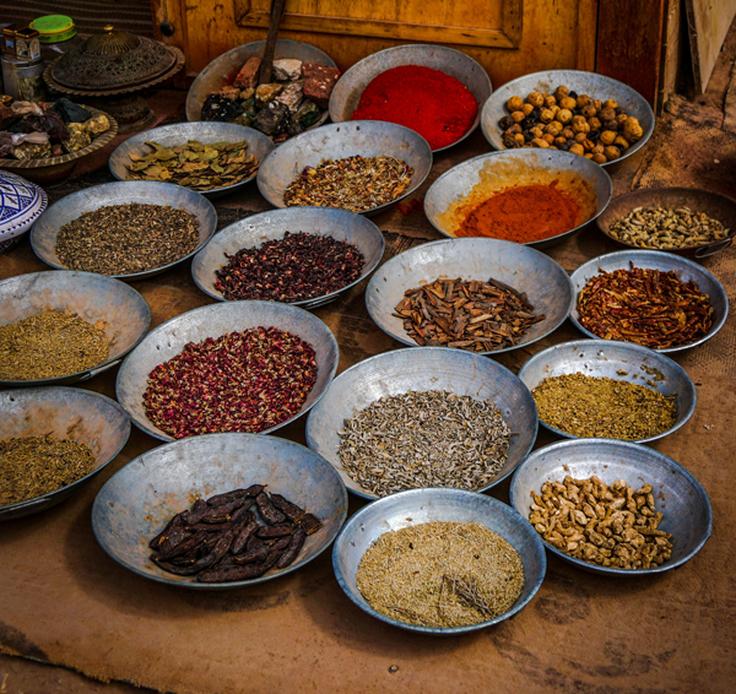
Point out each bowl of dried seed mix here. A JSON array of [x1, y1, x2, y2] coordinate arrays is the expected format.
[[365, 237, 573, 356], [256, 120, 432, 215], [31, 181, 218, 281], [0, 271, 150, 386], [306, 346, 538, 499], [116, 300, 338, 442], [597, 187, 736, 257], [0, 387, 130, 520], [509, 439, 712, 575], [191, 206, 385, 308], [518, 340, 696, 443], [332, 487, 546, 633], [108, 121, 273, 197], [570, 250, 729, 353]]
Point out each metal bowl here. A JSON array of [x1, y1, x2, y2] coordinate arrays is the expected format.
[[365, 237, 573, 355], [306, 347, 537, 499], [425, 149, 612, 246], [509, 439, 712, 575], [191, 206, 385, 309], [31, 181, 218, 281], [116, 300, 339, 442], [0, 387, 130, 520], [92, 432, 348, 589], [518, 339, 696, 443], [328, 44, 492, 153], [0, 271, 151, 387], [185, 38, 337, 127], [332, 487, 546, 633], [256, 120, 433, 215], [108, 122, 274, 198], [570, 250, 729, 353], [597, 187, 736, 258], [480, 70, 655, 168]]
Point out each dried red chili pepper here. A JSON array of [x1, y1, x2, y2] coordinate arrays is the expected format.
[[577, 264, 714, 349], [143, 326, 317, 439], [214, 231, 365, 302]]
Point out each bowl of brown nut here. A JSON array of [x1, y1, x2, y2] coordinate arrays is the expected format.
[[481, 70, 654, 167]]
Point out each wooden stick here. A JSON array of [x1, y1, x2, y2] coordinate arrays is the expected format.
[[258, 0, 287, 85]]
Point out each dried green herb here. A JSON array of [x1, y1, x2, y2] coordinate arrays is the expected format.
[[532, 372, 678, 440], [0, 435, 96, 505], [0, 309, 109, 381], [125, 139, 259, 191], [283, 155, 413, 212], [357, 521, 524, 627], [338, 390, 510, 496], [56, 203, 200, 275]]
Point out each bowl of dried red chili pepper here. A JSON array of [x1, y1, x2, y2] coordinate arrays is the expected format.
[[424, 149, 612, 246], [191, 206, 385, 309], [570, 250, 729, 353], [329, 44, 492, 152], [115, 301, 339, 441], [92, 432, 348, 588]]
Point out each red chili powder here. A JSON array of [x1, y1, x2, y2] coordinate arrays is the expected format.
[[455, 182, 582, 242], [351, 65, 477, 149]]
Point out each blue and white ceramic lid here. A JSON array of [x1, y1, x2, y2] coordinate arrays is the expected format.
[[0, 170, 48, 242]]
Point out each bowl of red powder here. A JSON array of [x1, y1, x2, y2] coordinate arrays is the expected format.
[[424, 149, 612, 247], [329, 44, 491, 152]]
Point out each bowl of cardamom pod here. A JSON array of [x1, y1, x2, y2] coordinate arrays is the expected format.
[[597, 187, 736, 258], [518, 339, 696, 444]]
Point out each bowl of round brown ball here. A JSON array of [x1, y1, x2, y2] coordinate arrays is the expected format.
[[481, 70, 654, 167], [191, 206, 385, 309], [332, 487, 546, 633], [0, 271, 150, 387], [509, 439, 712, 575], [0, 387, 130, 520], [570, 250, 729, 353], [256, 120, 432, 215], [596, 187, 736, 258], [518, 339, 696, 444], [365, 237, 573, 356], [116, 300, 338, 442], [306, 347, 538, 499], [30, 181, 218, 281]]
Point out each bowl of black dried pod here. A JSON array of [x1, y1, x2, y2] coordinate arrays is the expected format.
[[92, 432, 348, 589]]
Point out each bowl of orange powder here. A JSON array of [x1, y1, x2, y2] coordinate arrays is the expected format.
[[424, 149, 612, 247]]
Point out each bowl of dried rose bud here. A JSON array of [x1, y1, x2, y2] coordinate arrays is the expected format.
[[115, 300, 339, 442], [191, 206, 385, 309], [509, 438, 712, 575]]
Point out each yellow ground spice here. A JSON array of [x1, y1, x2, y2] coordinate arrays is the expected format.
[[356, 521, 524, 628]]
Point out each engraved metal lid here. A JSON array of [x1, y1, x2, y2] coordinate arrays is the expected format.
[[49, 24, 178, 90]]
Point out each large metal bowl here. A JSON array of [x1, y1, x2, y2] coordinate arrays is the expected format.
[[329, 44, 492, 153], [597, 187, 736, 259], [108, 122, 274, 198], [191, 206, 385, 309], [424, 150, 612, 246], [509, 439, 712, 575], [481, 70, 655, 168], [518, 339, 696, 443], [31, 181, 218, 281], [570, 250, 729, 353], [256, 120, 433, 215], [365, 237, 573, 355], [332, 487, 546, 633], [0, 387, 130, 520], [0, 271, 151, 387], [92, 433, 348, 589], [306, 347, 538, 499], [186, 38, 337, 126], [116, 300, 339, 442]]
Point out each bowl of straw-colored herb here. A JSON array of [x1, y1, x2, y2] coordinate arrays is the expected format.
[[332, 487, 546, 633]]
